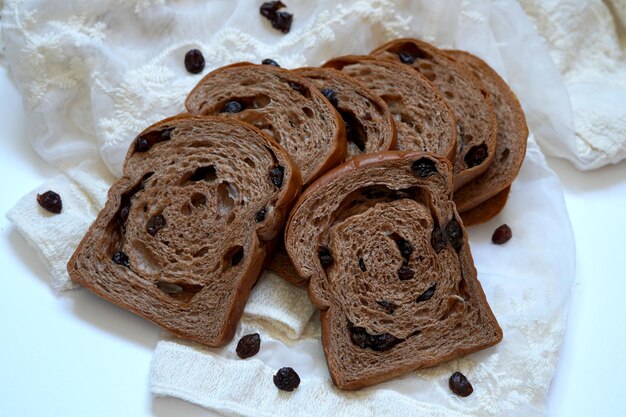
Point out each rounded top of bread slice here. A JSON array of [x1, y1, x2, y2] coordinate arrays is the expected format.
[[293, 66, 397, 159], [322, 55, 456, 162], [284, 150, 502, 390], [446, 50, 528, 213], [68, 115, 301, 347], [185, 62, 346, 185], [371, 39, 498, 190]]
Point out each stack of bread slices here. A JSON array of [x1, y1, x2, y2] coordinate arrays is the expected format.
[[68, 38, 527, 390]]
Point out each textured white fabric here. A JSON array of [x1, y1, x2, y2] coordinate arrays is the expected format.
[[151, 138, 575, 417], [518, 0, 626, 169], [1, 0, 580, 416]]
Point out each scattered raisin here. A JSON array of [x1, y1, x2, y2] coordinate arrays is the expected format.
[[256, 207, 267, 222], [348, 322, 402, 351], [416, 284, 436, 303], [184, 49, 205, 74], [464, 143, 488, 168], [273, 367, 300, 391], [112, 251, 130, 267], [271, 11, 293, 33], [358, 257, 366, 272], [411, 157, 437, 178], [445, 218, 463, 252], [269, 165, 285, 187], [221, 101, 244, 113], [146, 214, 166, 236], [398, 51, 416, 64], [320, 88, 338, 107], [376, 300, 396, 314], [431, 226, 447, 253], [231, 247, 244, 266], [236, 333, 261, 359], [492, 224, 512, 244], [398, 265, 415, 281], [261, 58, 280, 67], [449, 372, 473, 397], [156, 281, 183, 294], [260, 2, 293, 33], [37, 190, 62, 214], [318, 246, 333, 268], [260, 1, 285, 19]]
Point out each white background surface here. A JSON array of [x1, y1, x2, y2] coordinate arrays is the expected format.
[[1, 63, 625, 416]]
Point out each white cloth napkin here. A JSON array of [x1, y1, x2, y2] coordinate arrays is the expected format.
[[2, 0, 581, 415], [150, 138, 575, 417], [520, 0, 626, 170]]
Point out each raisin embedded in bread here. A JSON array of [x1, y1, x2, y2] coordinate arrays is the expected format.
[[323, 56, 456, 162], [293, 67, 397, 158], [445, 50, 528, 214], [185, 62, 346, 185], [371, 39, 498, 190], [68, 115, 301, 347], [285, 151, 502, 390]]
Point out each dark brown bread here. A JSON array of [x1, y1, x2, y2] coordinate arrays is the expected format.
[[185, 62, 346, 186], [68, 116, 301, 347], [293, 67, 397, 159], [460, 186, 510, 227], [371, 39, 498, 190], [285, 151, 503, 390], [269, 66, 398, 286], [323, 56, 456, 161], [446, 50, 528, 213]]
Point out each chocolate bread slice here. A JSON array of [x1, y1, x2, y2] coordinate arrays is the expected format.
[[185, 63, 346, 186], [285, 151, 502, 390], [293, 67, 397, 158], [371, 39, 498, 190], [446, 50, 528, 216], [68, 116, 301, 347], [323, 56, 456, 161]]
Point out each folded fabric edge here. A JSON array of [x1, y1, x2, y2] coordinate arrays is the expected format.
[[149, 340, 471, 417], [6, 174, 99, 291]]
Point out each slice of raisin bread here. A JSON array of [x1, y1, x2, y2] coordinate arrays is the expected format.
[[322, 56, 456, 161], [185, 62, 346, 186], [371, 39, 498, 190], [285, 151, 503, 390], [68, 116, 301, 347], [293, 67, 397, 158], [446, 50, 528, 216]]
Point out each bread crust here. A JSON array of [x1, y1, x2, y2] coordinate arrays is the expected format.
[[68, 115, 302, 347], [445, 50, 528, 213], [460, 186, 510, 227], [371, 39, 498, 190]]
